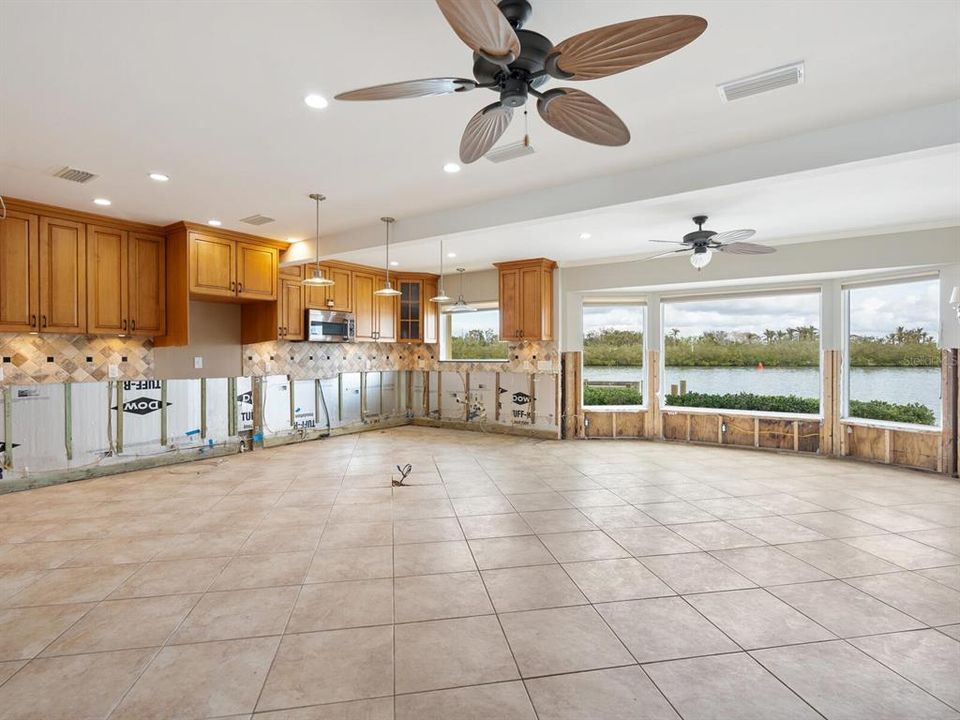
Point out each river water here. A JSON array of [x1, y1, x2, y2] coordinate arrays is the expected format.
[[582, 365, 941, 423]]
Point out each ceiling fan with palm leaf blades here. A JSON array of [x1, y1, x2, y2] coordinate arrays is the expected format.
[[646, 216, 775, 271], [335, 0, 707, 163]]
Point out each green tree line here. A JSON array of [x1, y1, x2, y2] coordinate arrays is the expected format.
[[581, 327, 938, 368]]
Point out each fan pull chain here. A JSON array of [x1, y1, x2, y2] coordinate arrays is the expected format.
[[523, 104, 529, 147]]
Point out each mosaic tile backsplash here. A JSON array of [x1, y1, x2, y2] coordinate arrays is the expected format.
[[0, 332, 557, 385], [242, 340, 559, 379], [0, 334, 154, 385]]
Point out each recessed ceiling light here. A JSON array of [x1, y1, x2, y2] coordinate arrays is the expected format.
[[93, 198, 111, 206], [443, 162, 461, 174], [579, 232, 591, 240], [148, 172, 170, 182], [389, 260, 399, 267], [207, 219, 222, 227], [447, 252, 457, 258], [304, 94, 328, 109]]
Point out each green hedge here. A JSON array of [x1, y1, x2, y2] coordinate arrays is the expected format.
[[583, 385, 642, 406], [578, 389, 938, 425], [848, 399, 935, 425]]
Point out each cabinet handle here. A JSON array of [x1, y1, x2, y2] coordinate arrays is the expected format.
[[230, 281, 236, 292], [237, 282, 243, 294], [122, 319, 127, 332], [41, 315, 47, 328], [30, 314, 37, 329], [131, 319, 136, 332]]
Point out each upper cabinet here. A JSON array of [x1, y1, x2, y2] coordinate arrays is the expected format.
[[188, 232, 278, 301], [39, 216, 86, 334], [303, 264, 352, 312], [0, 210, 40, 333], [0, 212, 86, 335], [398, 276, 439, 344], [495, 258, 556, 341], [87, 226, 166, 336]]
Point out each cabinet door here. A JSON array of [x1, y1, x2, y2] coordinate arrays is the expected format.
[[520, 266, 542, 340], [190, 233, 235, 297], [352, 272, 376, 340], [128, 232, 166, 336], [38, 216, 86, 333], [398, 280, 421, 341], [0, 210, 39, 333], [282, 279, 305, 340], [86, 225, 128, 335], [376, 276, 397, 342], [236, 242, 278, 300], [423, 277, 439, 344], [499, 268, 520, 340], [326, 267, 353, 311]]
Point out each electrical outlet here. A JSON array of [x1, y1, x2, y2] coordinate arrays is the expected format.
[[194, 356, 203, 369], [108, 364, 119, 379]]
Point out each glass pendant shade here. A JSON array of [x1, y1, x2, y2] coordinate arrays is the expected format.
[[443, 268, 476, 313], [303, 266, 334, 286]]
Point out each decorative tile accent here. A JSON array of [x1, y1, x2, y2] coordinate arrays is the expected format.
[[0, 334, 154, 385], [241, 340, 559, 379]]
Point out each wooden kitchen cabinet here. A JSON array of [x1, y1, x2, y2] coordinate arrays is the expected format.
[[87, 227, 166, 337], [495, 258, 556, 341], [239, 277, 303, 343], [127, 232, 166, 336], [376, 276, 397, 342], [236, 241, 278, 300], [352, 271, 376, 340], [303, 265, 352, 312], [188, 231, 277, 302], [39, 216, 86, 334], [397, 277, 439, 344], [87, 225, 128, 334], [0, 210, 40, 333], [281, 279, 305, 340]]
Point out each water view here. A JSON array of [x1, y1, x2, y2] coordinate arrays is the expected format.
[[583, 365, 942, 424]]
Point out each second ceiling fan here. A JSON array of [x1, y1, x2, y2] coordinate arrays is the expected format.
[[335, 0, 707, 163]]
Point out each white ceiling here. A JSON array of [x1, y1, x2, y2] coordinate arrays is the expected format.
[[329, 146, 960, 272], [1, 0, 958, 246]]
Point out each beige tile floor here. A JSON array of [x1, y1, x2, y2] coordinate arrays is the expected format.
[[0, 426, 959, 719]]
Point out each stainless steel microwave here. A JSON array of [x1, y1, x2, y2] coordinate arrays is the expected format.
[[306, 309, 355, 342]]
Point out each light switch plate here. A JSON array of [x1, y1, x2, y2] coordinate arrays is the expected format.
[[108, 364, 119, 379], [194, 356, 203, 369]]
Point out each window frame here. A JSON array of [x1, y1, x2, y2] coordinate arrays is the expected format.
[[440, 301, 508, 363], [580, 299, 647, 410], [658, 287, 824, 419], [841, 272, 941, 430]]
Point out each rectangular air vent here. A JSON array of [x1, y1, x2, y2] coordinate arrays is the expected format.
[[486, 140, 535, 163], [239, 214, 275, 226], [717, 62, 804, 103], [53, 166, 98, 184]]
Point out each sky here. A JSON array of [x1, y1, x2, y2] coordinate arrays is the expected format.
[[449, 279, 940, 340]]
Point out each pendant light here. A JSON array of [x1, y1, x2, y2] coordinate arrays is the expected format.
[[430, 239, 452, 303], [373, 216, 402, 297], [445, 268, 477, 313], [302, 193, 335, 287]]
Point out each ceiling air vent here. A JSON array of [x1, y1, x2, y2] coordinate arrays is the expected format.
[[52, 166, 98, 184], [486, 140, 535, 163], [239, 214, 275, 226], [717, 62, 805, 103]]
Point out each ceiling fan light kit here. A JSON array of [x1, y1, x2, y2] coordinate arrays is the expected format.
[[646, 215, 776, 271], [335, 0, 707, 163]]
